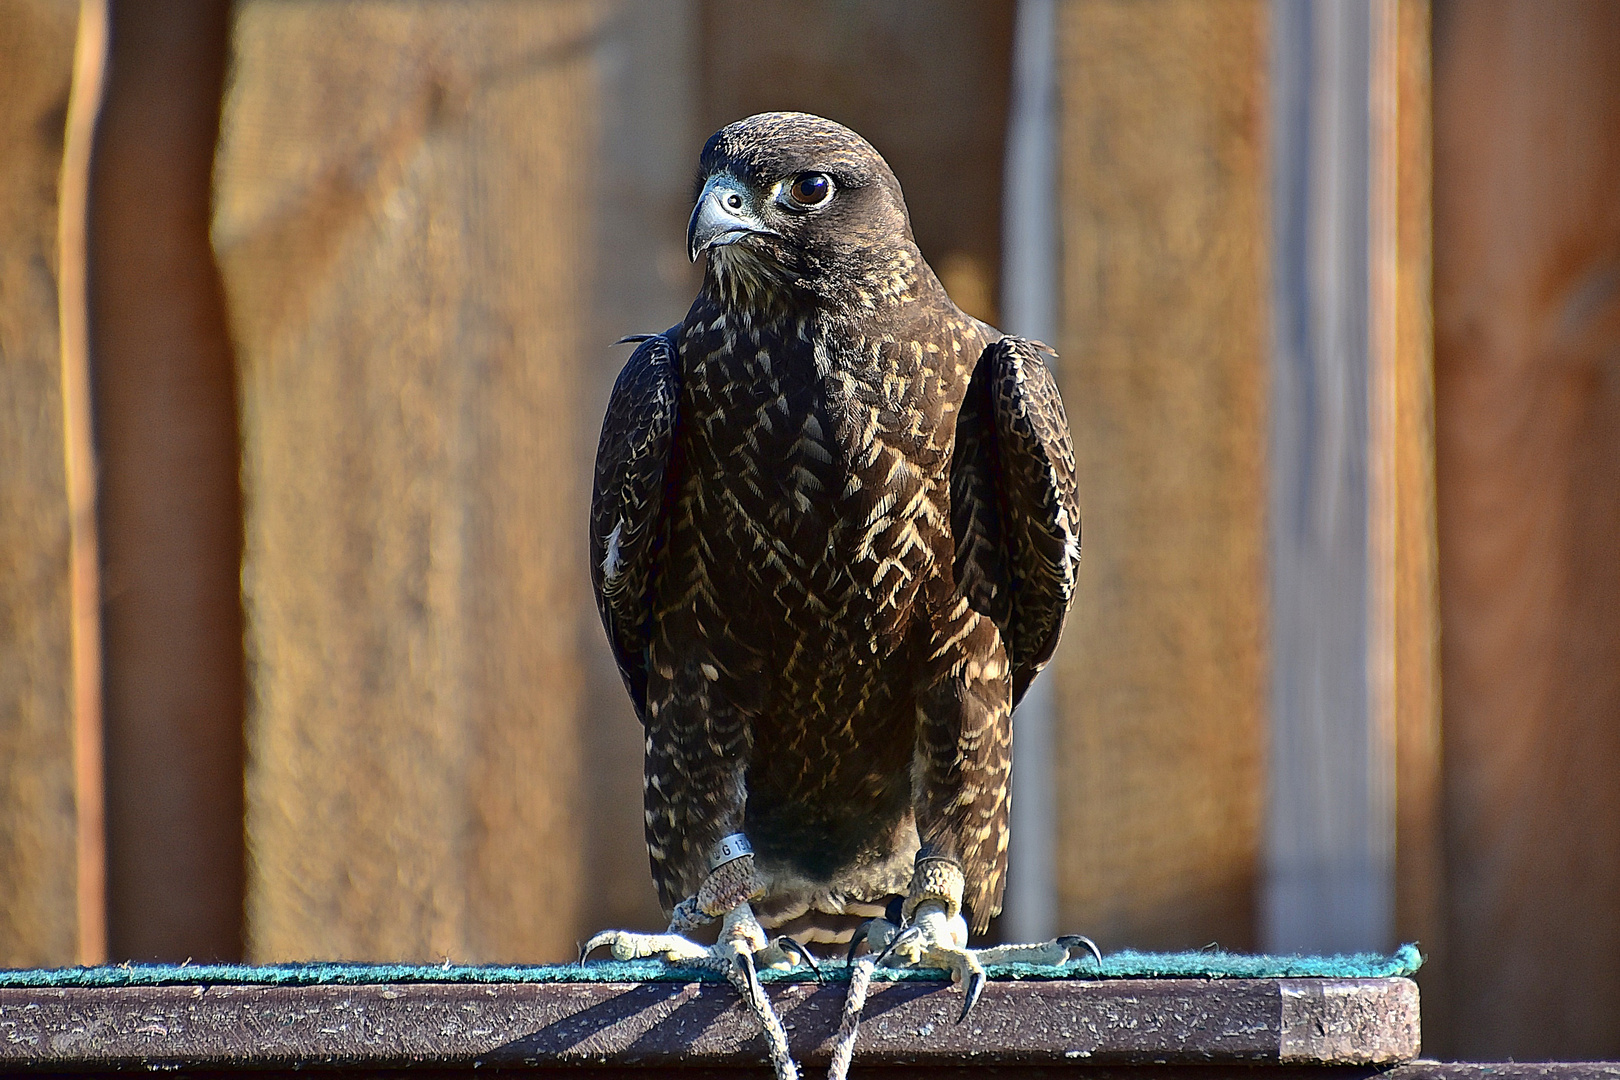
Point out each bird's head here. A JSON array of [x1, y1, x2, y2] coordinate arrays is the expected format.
[[687, 112, 923, 316]]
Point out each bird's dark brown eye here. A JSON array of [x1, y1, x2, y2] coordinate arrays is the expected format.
[[787, 172, 833, 208]]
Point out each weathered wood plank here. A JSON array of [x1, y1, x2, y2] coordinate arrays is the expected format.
[[1268, 0, 1431, 957], [0, 0, 88, 968], [1389, 1068, 1620, 1080], [1389, 0, 1443, 1037], [88, 0, 243, 963], [1432, 0, 1620, 1060], [0, 978, 1419, 1068], [1053, 0, 1269, 950], [1, 1065, 1596, 1080], [213, 2, 604, 964], [1266, 0, 1388, 955], [999, 0, 1062, 943]]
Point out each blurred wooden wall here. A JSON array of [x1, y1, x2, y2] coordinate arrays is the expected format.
[[1432, 0, 1620, 1059], [0, 0, 84, 967], [1053, 0, 1269, 953], [578, 0, 701, 940], [0, 0, 1399, 971], [215, 3, 604, 963]]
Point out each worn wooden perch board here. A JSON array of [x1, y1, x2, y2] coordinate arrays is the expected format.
[[0, 977, 1417, 1070]]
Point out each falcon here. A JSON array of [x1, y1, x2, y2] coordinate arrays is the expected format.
[[584, 113, 1091, 1051]]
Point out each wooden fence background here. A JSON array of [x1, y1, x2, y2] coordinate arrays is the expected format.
[[1, 0, 1617, 1061]]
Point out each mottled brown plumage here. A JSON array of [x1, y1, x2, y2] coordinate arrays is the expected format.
[[590, 112, 1079, 943]]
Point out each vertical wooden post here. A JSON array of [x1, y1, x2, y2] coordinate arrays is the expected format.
[[1000, 0, 1061, 944], [216, 3, 601, 963], [1263, 0, 1434, 958], [88, 0, 244, 962], [1389, 0, 1442, 1033], [581, 0, 704, 939], [0, 0, 100, 967], [1266, 0, 1387, 954], [1433, 0, 1620, 1058], [59, 0, 108, 967], [1054, 0, 1270, 951]]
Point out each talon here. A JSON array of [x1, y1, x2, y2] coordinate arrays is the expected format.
[[876, 925, 922, 967], [1057, 934, 1103, 970], [957, 968, 985, 1024], [774, 936, 823, 981], [734, 948, 765, 1010], [580, 932, 614, 963], [847, 919, 877, 965], [847, 917, 898, 966]]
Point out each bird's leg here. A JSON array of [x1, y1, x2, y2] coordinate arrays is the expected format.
[[858, 861, 1103, 1021], [858, 858, 1099, 1023], [580, 839, 808, 1080], [880, 856, 990, 1020], [579, 842, 771, 963]]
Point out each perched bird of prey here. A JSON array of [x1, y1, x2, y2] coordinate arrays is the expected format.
[[585, 113, 1091, 1068]]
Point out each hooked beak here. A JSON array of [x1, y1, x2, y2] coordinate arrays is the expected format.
[[688, 174, 771, 262]]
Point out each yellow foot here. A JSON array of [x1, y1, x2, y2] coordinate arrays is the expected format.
[[580, 927, 710, 963], [581, 902, 817, 973], [851, 902, 1102, 1022], [583, 903, 815, 1080], [869, 901, 984, 1022]]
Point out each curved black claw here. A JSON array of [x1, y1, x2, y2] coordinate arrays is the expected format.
[[579, 940, 606, 964], [875, 925, 922, 967], [1058, 935, 1104, 971], [774, 936, 823, 982], [615, 333, 658, 345], [957, 968, 986, 1024], [734, 949, 766, 1010], [846, 919, 878, 966]]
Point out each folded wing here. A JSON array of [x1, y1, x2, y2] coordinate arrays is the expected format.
[[950, 336, 1081, 704], [590, 332, 681, 720]]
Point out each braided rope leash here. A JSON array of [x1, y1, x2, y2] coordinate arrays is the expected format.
[[825, 954, 875, 1080], [700, 835, 801, 1080], [702, 952, 799, 1080], [829, 855, 969, 1080]]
